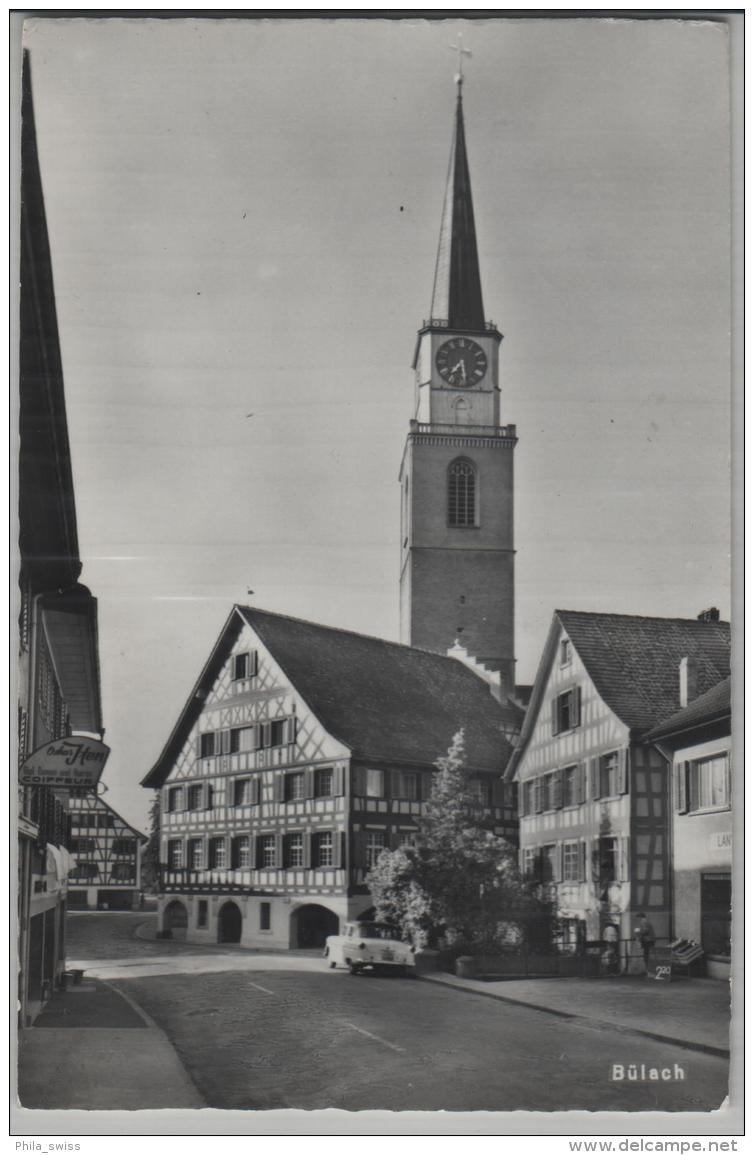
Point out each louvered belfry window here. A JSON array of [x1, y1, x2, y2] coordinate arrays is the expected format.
[[448, 459, 477, 526]]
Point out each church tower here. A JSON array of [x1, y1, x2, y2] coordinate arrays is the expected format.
[[399, 68, 517, 696]]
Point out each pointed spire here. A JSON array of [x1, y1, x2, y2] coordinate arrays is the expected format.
[[429, 82, 486, 332]]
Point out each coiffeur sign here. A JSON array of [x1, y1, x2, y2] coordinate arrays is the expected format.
[[19, 737, 110, 789]]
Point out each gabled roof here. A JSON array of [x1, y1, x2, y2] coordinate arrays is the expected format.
[[507, 609, 730, 779], [557, 610, 730, 735], [142, 605, 517, 788], [429, 86, 486, 331], [71, 789, 147, 841], [645, 675, 731, 742]]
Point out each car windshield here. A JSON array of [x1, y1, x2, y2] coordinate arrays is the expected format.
[[357, 923, 400, 941]]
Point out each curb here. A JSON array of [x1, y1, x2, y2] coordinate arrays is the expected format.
[[417, 973, 730, 1060]]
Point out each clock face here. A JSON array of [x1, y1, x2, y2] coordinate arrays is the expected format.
[[435, 337, 488, 387]]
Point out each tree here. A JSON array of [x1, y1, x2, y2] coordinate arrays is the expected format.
[[140, 790, 161, 893], [367, 729, 553, 954]]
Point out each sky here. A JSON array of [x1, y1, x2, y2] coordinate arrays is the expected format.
[[20, 16, 732, 831]]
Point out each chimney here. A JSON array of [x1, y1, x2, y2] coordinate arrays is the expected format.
[[679, 656, 699, 708], [697, 607, 720, 622]]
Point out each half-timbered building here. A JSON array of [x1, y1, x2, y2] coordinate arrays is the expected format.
[[67, 793, 146, 911], [505, 609, 730, 962], [142, 605, 519, 949]]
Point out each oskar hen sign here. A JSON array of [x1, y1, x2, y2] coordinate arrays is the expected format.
[[19, 736, 110, 789]]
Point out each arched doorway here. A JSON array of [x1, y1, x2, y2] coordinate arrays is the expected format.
[[291, 904, 339, 949], [218, 901, 242, 944], [163, 900, 188, 941]]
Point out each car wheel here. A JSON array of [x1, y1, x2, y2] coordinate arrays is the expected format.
[[323, 946, 329, 959], [349, 963, 362, 975], [329, 961, 337, 969]]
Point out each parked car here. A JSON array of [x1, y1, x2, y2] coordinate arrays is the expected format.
[[324, 921, 416, 975]]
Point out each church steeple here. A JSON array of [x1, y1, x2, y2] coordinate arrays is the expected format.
[[429, 80, 486, 332], [400, 57, 516, 696]]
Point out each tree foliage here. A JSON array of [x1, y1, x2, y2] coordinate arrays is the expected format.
[[367, 729, 553, 953], [141, 790, 161, 892]]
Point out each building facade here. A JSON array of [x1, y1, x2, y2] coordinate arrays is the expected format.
[[506, 610, 730, 965], [648, 675, 731, 979], [17, 51, 105, 1025], [399, 73, 517, 697], [142, 606, 518, 949], [67, 793, 146, 911]]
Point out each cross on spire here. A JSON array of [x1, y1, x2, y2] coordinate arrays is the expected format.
[[448, 34, 472, 88]]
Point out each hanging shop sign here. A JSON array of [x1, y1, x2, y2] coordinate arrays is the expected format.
[[19, 737, 110, 788]]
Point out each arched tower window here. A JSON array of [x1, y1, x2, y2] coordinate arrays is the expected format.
[[448, 459, 477, 527]]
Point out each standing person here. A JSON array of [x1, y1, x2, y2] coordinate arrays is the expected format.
[[634, 912, 656, 974]]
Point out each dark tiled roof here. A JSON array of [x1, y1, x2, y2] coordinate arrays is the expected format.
[[142, 606, 516, 787], [557, 610, 731, 735], [645, 675, 731, 741], [238, 607, 514, 772]]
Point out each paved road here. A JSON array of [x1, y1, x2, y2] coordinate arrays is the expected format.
[[115, 967, 727, 1113], [66, 912, 728, 1113], [66, 911, 196, 959]]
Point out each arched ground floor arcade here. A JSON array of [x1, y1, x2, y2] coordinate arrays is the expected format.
[[156, 891, 375, 950]]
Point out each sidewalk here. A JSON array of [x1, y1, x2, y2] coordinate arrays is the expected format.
[[17, 978, 204, 1111], [419, 971, 730, 1058]]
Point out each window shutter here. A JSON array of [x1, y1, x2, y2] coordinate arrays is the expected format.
[[554, 844, 563, 882], [221, 729, 231, 755], [254, 724, 264, 751], [579, 762, 587, 805], [551, 697, 559, 736], [285, 716, 297, 746], [589, 838, 600, 882], [303, 768, 314, 798], [262, 722, 272, 748], [334, 831, 344, 869], [619, 837, 630, 882], [578, 840, 587, 882], [274, 834, 283, 869], [249, 650, 259, 676], [303, 832, 312, 869], [553, 770, 563, 810], [273, 774, 285, 803], [535, 778, 544, 813], [590, 758, 601, 800], [249, 834, 258, 869], [676, 761, 688, 813], [251, 776, 261, 806], [332, 765, 344, 797], [519, 780, 528, 817], [617, 748, 629, 794], [353, 831, 366, 870], [230, 838, 239, 870], [206, 785, 214, 810], [571, 685, 582, 728], [194, 734, 202, 761]]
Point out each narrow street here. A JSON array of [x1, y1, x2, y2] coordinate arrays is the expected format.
[[61, 912, 728, 1114]]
